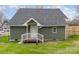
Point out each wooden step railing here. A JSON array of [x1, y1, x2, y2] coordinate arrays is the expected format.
[[19, 33, 44, 44]]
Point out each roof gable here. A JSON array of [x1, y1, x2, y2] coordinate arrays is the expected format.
[[9, 8, 67, 26], [23, 18, 42, 26]]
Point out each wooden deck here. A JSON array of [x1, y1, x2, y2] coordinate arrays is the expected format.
[[23, 38, 42, 43]]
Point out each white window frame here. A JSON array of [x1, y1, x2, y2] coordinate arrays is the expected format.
[[52, 27, 57, 33]]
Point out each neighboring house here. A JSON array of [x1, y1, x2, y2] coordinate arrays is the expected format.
[[9, 8, 67, 42], [0, 27, 2, 31], [66, 19, 79, 36], [3, 20, 10, 32], [0, 11, 4, 31]]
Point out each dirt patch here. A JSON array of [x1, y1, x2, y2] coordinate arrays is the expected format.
[[73, 41, 79, 47]]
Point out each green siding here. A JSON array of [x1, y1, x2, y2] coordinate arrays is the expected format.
[[52, 26, 65, 40], [38, 26, 65, 41], [10, 25, 65, 41], [10, 26, 27, 41]]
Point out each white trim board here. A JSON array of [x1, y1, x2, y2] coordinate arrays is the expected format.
[[23, 18, 42, 26]]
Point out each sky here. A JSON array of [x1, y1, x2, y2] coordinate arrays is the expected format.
[[0, 5, 77, 21]]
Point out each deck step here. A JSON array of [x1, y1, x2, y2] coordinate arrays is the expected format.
[[23, 38, 42, 43]]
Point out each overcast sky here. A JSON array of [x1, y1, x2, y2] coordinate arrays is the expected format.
[[0, 5, 77, 20]]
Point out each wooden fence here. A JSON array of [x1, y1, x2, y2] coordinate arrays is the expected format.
[[65, 25, 79, 37]]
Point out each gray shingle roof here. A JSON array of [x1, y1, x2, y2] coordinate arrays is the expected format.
[[9, 8, 67, 26]]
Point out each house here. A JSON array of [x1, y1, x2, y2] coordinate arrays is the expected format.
[[2, 21, 10, 36], [0, 11, 4, 29], [0, 19, 4, 31], [9, 8, 67, 42], [3, 20, 10, 32]]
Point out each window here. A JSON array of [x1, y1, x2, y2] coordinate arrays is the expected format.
[[52, 27, 57, 33]]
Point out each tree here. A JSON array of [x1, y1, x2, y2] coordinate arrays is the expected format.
[[74, 6, 79, 20], [0, 11, 4, 27], [68, 6, 79, 26], [68, 19, 79, 26]]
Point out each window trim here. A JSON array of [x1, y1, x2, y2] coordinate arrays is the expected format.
[[52, 27, 57, 33]]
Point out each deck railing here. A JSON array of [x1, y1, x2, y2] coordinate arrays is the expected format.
[[19, 33, 44, 43]]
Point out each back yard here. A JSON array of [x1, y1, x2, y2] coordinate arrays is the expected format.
[[0, 35, 79, 54]]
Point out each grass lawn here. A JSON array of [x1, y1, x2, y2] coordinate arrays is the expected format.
[[0, 35, 79, 54]]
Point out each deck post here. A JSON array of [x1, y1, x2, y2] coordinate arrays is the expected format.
[[36, 38, 38, 45]]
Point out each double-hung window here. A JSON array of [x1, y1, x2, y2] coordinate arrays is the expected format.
[[52, 27, 57, 33]]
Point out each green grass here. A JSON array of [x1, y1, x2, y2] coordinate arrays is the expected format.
[[0, 35, 79, 54], [0, 36, 9, 43]]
